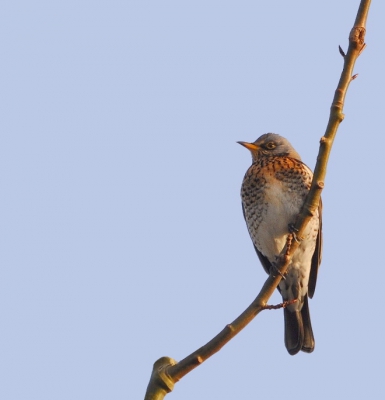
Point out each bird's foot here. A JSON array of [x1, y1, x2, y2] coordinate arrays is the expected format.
[[270, 262, 286, 280], [263, 299, 298, 310], [288, 223, 302, 243]]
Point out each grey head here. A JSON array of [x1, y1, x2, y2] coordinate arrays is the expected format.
[[238, 133, 301, 163]]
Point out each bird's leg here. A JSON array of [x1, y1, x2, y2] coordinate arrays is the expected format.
[[270, 260, 286, 280], [288, 223, 301, 243]]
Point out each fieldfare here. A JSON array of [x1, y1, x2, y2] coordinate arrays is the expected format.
[[239, 133, 322, 355]]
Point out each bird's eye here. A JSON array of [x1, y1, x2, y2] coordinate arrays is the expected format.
[[265, 142, 276, 149]]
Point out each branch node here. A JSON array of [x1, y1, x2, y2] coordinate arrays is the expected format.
[[196, 356, 203, 364], [331, 101, 345, 121], [317, 181, 325, 189], [349, 26, 366, 48], [351, 73, 359, 80], [320, 136, 328, 144], [225, 324, 235, 333], [145, 356, 177, 398], [332, 110, 345, 122]]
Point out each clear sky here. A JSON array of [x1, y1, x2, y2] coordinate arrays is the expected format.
[[1, 1, 384, 399]]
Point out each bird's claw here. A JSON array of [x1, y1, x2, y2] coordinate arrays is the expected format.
[[271, 262, 286, 280], [288, 223, 301, 243]]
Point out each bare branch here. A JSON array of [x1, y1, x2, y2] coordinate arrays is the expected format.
[[144, 1, 371, 398]]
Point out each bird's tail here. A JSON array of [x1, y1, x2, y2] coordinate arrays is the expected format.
[[284, 295, 315, 355]]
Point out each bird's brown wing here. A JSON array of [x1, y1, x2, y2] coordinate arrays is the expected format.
[[308, 199, 322, 298], [254, 244, 272, 275]]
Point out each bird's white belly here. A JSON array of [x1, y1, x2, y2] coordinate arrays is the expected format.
[[253, 181, 302, 261]]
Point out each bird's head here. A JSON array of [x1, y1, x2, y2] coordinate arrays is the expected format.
[[238, 133, 301, 163]]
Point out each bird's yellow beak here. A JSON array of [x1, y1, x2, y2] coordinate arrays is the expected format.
[[237, 141, 259, 151]]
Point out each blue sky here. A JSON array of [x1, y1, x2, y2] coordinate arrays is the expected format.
[[1, 1, 383, 399]]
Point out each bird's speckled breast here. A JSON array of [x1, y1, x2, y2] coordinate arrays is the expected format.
[[241, 156, 313, 261]]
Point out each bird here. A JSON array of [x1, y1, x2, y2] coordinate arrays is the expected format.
[[238, 133, 322, 355]]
